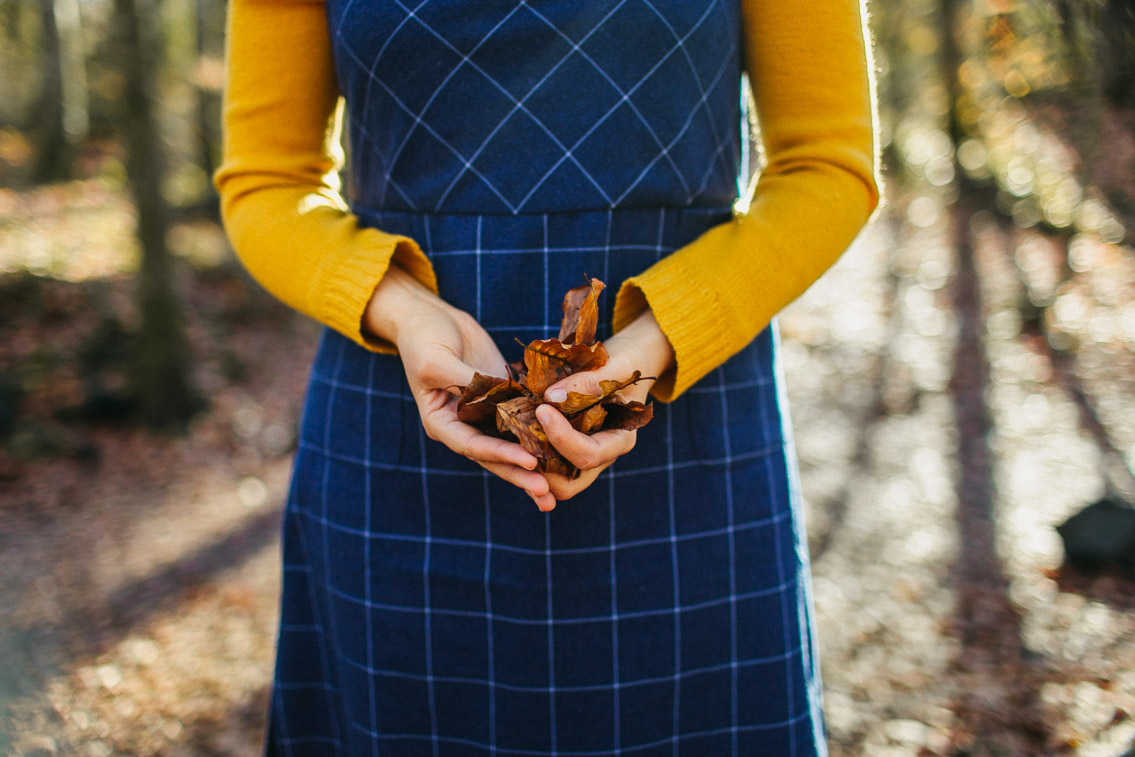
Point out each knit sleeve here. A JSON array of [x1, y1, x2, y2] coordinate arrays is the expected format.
[[612, 0, 881, 401], [213, 0, 437, 352]]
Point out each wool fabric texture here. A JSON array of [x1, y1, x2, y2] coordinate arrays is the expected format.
[[216, 0, 879, 755]]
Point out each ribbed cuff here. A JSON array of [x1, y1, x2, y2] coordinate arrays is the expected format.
[[614, 223, 746, 402], [316, 231, 436, 353]]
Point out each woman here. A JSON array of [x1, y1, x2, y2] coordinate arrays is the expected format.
[[217, 1, 879, 754]]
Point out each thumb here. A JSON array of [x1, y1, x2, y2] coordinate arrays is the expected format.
[[543, 364, 623, 404], [415, 348, 480, 395]]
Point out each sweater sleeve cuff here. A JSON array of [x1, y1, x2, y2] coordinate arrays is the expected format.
[[315, 229, 436, 354], [613, 222, 750, 402]]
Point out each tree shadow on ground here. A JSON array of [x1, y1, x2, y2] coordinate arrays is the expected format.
[[946, 203, 1050, 754], [0, 502, 282, 752]]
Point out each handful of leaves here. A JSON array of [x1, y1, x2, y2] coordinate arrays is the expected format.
[[456, 278, 653, 479]]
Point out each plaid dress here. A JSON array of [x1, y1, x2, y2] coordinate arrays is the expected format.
[[268, 1, 825, 754]]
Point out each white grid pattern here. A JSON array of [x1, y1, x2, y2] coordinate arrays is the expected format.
[[332, 0, 742, 215]]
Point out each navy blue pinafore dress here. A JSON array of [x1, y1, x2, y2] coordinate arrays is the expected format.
[[269, 2, 826, 754]]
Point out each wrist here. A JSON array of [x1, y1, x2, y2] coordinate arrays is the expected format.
[[363, 264, 440, 347], [613, 309, 674, 380]]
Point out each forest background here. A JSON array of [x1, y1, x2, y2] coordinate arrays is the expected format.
[[1, 0, 1134, 754]]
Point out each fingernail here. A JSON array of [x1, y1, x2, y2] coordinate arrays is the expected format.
[[545, 387, 567, 403]]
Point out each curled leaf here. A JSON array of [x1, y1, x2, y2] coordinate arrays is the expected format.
[[600, 397, 654, 431], [551, 371, 647, 415], [558, 278, 605, 346], [523, 338, 608, 397], [568, 403, 608, 433], [456, 372, 525, 425], [495, 396, 579, 479]]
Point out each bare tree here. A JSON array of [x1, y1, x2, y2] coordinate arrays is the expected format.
[[114, 0, 200, 429], [31, 0, 86, 181]]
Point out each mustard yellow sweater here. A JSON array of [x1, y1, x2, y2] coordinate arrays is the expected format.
[[215, 0, 880, 401]]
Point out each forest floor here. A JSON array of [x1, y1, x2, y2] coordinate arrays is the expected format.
[[1, 180, 1134, 756]]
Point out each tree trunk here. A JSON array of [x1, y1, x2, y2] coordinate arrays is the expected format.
[[193, 0, 220, 218], [31, 0, 70, 182], [31, 0, 88, 184], [115, 0, 200, 430], [939, 1, 1049, 752]]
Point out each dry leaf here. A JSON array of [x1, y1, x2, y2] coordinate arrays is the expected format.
[[600, 397, 654, 431], [523, 338, 608, 398], [494, 396, 542, 447], [495, 396, 579, 479], [558, 278, 604, 346], [552, 371, 646, 414], [568, 403, 608, 433], [454, 277, 652, 481], [456, 372, 524, 425]]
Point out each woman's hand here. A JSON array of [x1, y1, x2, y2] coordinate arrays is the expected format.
[[536, 309, 675, 505], [364, 266, 556, 511]]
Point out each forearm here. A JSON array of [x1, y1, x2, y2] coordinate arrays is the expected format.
[[614, 0, 880, 401], [215, 0, 436, 351]]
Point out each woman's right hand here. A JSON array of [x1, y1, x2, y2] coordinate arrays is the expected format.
[[364, 265, 557, 511]]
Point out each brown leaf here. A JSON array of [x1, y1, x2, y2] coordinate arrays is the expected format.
[[494, 396, 541, 442], [456, 372, 525, 426], [523, 338, 608, 397], [446, 279, 652, 483], [456, 372, 508, 408], [568, 403, 608, 433], [495, 396, 579, 479], [600, 397, 654, 431], [542, 455, 579, 479], [558, 278, 605, 346], [493, 397, 546, 460], [552, 371, 645, 415]]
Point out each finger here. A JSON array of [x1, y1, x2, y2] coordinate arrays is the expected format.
[[543, 371, 608, 404], [535, 404, 635, 471], [545, 476, 577, 502], [410, 348, 480, 396], [529, 490, 557, 512], [427, 412, 539, 470], [542, 359, 649, 405], [480, 460, 551, 499], [545, 468, 600, 502], [541, 353, 627, 401]]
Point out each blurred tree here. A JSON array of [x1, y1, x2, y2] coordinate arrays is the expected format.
[[192, 0, 224, 217], [114, 0, 200, 429], [1055, 0, 1135, 232], [1057, 0, 1135, 109], [31, 0, 67, 180], [31, 0, 87, 182]]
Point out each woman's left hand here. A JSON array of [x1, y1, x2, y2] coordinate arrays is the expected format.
[[535, 309, 674, 506]]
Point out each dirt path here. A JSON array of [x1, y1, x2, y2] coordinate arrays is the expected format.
[[788, 208, 1135, 756]]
